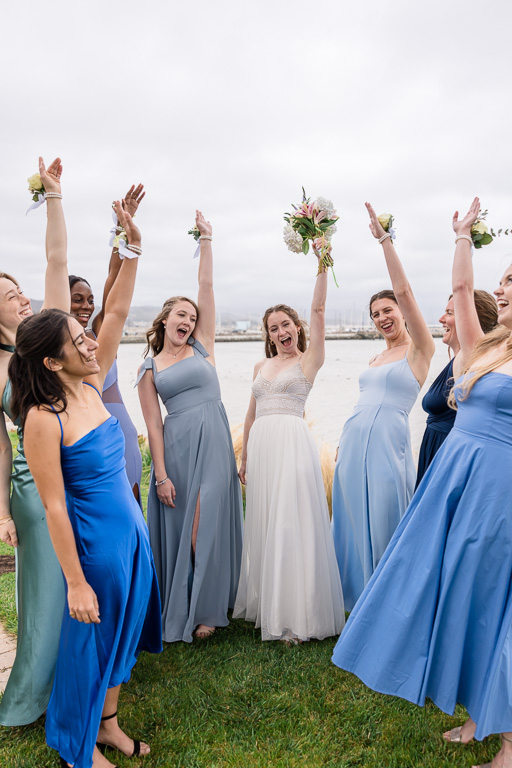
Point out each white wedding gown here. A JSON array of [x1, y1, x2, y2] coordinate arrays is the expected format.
[[233, 361, 344, 641]]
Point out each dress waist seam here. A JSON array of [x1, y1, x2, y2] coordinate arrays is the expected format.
[[164, 398, 221, 417]]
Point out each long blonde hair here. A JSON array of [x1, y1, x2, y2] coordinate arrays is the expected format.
[[449, 325, 512, 407]]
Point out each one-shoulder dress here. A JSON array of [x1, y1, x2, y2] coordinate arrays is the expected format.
[[331, 356, 420, 611], [0, 377, 65, 726], [137, 337, 243, 643], [415, 358, 455, 488], [103, 358, 143, 507], [233, 362, 345, 642], [332, 372, 512, 740], [46, 395, 162, 768]]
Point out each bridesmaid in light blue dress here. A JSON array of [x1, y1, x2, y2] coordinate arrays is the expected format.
[[138, 211, 243, 643], [332, 198, 512, 768], [331, 203, 435, 611]]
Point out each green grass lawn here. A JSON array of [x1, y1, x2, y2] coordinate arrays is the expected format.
[[0, 434, 498, 767]]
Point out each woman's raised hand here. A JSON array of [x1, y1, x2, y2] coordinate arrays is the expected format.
[[113, 199, 141, 248], [196, 210, 212, 237], [453, 197, 480, 235], [365, 202, 387, 240], [123, 184, 145, 219], [39, 156, 62, 195]]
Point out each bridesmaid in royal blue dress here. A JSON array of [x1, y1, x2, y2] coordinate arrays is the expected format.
[[415, 289, 498, 487], [11, 202, 161, 768], [331, 203, 435, 611], [332, 198, 512, 768]]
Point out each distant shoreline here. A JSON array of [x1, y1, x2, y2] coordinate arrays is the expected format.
[[120, 330, 444, 344]]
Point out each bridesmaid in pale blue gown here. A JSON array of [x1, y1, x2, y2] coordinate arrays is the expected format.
[[138, 210, 243, 643], [331, 203, 435, 611], [332, 198, 512, 768]]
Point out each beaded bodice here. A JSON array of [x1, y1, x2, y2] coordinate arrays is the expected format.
[[252, 362, 313, 419]]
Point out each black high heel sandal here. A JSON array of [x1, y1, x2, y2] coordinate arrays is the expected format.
[[96, 710, 142, 758]]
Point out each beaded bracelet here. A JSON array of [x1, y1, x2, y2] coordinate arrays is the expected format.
[[45, 193, 63, 199], [155, 477, 168, 487], [378, 233, 392, 244], [199, 235, 213, 241], [455, 234, 473, 245]]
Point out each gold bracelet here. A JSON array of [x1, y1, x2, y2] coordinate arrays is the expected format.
[[0, 515, 13, 523]]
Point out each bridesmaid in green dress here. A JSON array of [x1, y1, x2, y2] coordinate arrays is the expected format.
[[0, 157, 70, 725]]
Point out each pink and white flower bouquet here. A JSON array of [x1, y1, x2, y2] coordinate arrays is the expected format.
[[283, 188, 339, 285]]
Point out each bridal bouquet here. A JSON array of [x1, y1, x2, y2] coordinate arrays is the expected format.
[[377, 213, 396, 240], [472, 210, 512, 249], [283, 189, 339, 285]]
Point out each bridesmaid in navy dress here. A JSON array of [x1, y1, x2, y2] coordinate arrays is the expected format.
[[332, 198, 512, 768], [415, 290, 498, 486], [11, 202, 161, 768]]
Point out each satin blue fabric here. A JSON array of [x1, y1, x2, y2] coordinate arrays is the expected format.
[[331, 356, 419, 611], [415, 358, 455, 488], [45, 408, 161, 768], [332, 372, 512, 740], [138, 338, 243, 643]]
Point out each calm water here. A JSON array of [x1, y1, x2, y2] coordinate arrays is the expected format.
[[117, 338, 451, 460]]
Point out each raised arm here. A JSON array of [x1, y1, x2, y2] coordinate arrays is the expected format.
[[366, 202, 435, 379], [91, 201, 140, 389], [24, 408, 100, 623], [193, 211, 215, 359], [92, 185, 145, 337], [302, 251, 328, 383], [451, 197, 485, 378], [40, 157, 69, 313]]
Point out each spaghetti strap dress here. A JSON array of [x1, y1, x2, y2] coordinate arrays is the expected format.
[[103, 359, 143, 507], [45, 387, 161, 768], [232, 362, 345, 642], [331, 356, 420, 611], [332, 372, 512, 740], [415, 358, 455, 488], [137, 337, 243, 643], [0, 375, 65, 726]]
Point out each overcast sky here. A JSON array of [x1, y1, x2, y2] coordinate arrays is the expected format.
[[3, 0, 512, 323]]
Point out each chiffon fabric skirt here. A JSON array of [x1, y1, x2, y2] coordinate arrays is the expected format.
[[234, 414, 344, 642]]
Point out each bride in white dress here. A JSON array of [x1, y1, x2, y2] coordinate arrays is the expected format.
[[233, 255, 344, 642]]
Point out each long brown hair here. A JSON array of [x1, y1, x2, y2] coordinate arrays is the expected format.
[[447, 289, 498, 334], [144, 296, 200, 357], [8, 309, 73, 428], [449, 325, 512, 407], [368, 290, 398, 317], [261, 304, 308, 358]]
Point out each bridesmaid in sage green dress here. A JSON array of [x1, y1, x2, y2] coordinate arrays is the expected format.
[[0, 157, 69, 725]]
